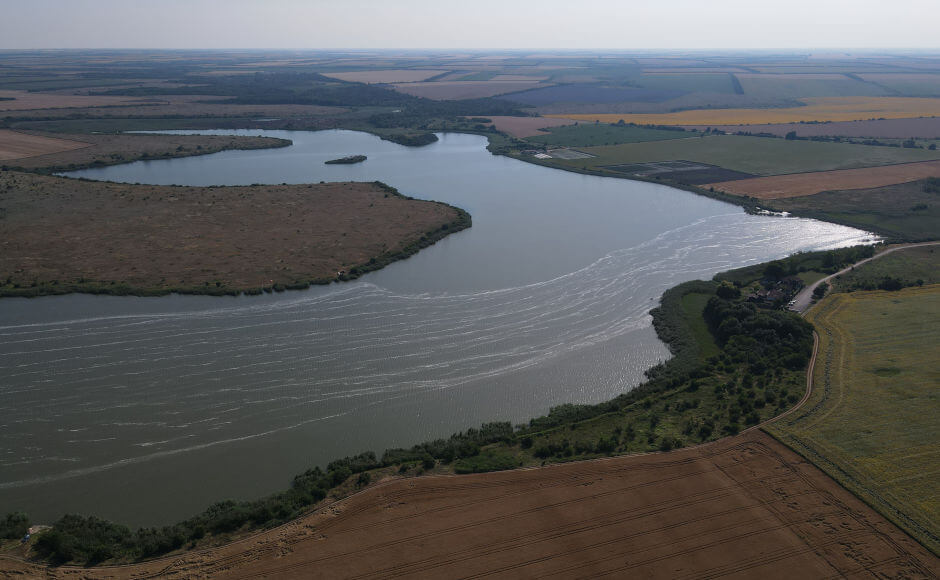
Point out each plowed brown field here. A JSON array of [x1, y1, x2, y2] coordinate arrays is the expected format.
[[3, 430, 935, 578], [706, 160, 940, 199]]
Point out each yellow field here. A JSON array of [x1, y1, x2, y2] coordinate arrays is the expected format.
[[550, 97, 940, 126], [766, 285, 940, 553]]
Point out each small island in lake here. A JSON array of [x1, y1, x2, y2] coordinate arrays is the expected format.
[[325, 154, 367, 165]]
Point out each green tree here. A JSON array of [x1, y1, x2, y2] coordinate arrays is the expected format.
[[813, 282, 829, 299]]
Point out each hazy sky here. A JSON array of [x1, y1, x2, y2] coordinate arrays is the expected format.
[[1, 0, 936, 50]]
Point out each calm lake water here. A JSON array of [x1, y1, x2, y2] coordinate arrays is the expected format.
[[0, 130, 874, 526]]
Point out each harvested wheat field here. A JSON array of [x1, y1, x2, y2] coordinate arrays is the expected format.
[[481, 115, 576, 138], [706, 159, 940, 199], [0, 129, 90, 160], [552, 97, 940, 126], [2, 430, 935, 579]]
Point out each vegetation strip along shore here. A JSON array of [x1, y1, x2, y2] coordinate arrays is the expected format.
[[2, 246, 886, 566]]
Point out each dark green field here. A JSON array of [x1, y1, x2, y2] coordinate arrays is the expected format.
[[769, 179, 940, 242], [832, 244, 940, 291]]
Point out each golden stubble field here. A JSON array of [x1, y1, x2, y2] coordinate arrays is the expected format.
[[707, 159, 940, 199], [0, 129, 90, 160]]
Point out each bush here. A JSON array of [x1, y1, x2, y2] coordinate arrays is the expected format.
[[0, 512, 30, 540]]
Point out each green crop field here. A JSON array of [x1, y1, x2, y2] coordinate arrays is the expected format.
[[524, 123, 690, 147], [832, 245, 940, 291], [735, 74, 889, 99], [555, 135, 940, 176], [770, 179, 940, 242], [766, 285, 940, 554]]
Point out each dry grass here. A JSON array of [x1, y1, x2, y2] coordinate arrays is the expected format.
[[320, 69, 450, 83], [551, 97, 940, 126], [0, 129, 90, 160], [706, 160, 940, 199], [7, 132, 287, 171], [390, 80, 544, 100], [0, 89, 148, 111], [480, 115, 576, 138], [0, 172, 460, 294]]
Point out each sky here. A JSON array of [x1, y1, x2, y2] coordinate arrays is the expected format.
[[1, 0, 936, 51]]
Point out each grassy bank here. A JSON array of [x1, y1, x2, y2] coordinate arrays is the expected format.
[[767, 178, 940, 242]]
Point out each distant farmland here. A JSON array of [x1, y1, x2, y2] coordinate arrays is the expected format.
[[0, 129, 89, 160], [390, 80, 544, 100], [681, 117, 940, 139], [481, 116, 575, 138], [503, 83, 684, 106], [559, 134, 940, 176], [320, 69, 450, 84], [707, 160, 940, 199], [551, 97, 940, 126]]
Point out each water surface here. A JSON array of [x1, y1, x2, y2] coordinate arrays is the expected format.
[[0, 131, 874, 525]]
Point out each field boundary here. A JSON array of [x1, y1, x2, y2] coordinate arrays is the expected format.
[[766, 282, 940, 555]]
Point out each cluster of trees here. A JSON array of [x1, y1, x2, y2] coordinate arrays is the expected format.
[[703, 295, 814, 374], [0, 512, 29, 540]]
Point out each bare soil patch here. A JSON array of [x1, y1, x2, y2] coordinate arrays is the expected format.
[[0, 129, 90, 160], [682, 117, 940, 139], [0, 89, 150, 111], [0, 172, 463, 296], [482, 115, 576, 138], [390, 80, 544, 100], [706, 160, 940, 199], [6, 132, 288, 171], [3, 430, 934, 578]]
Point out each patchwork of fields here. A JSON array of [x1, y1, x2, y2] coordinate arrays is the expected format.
[[707, 160, 940, 199], [767, 285, 940, 554], [551, 97, 940, 126], [552, 134, 940, 176]]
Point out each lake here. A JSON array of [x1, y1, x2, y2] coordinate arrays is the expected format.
[[0, 130, 874, 526]]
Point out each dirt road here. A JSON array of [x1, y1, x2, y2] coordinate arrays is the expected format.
[[790, 241, 940, 313]]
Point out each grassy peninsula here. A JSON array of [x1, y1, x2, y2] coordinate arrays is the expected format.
[[0, 172, 470, 298]]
